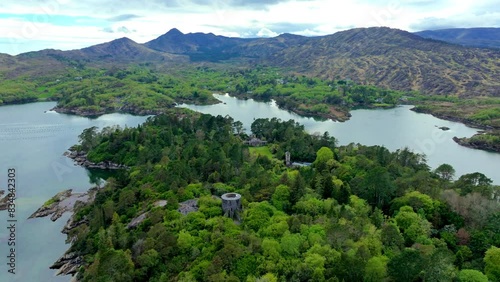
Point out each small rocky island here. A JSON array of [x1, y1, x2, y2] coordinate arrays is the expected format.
[[437, 126, 450, 131]]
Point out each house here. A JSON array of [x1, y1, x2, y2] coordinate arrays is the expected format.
[[244, 137, 267, 147]]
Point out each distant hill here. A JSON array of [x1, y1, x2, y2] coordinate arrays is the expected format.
[[415, 28, 500, 49], [145, 28, 252, 61], [41, 37, 187, 65], [1, 37, 187, 79], [242, 27, 500, 96], [1, 27, 499, 97], [142, 27, 500, 96]]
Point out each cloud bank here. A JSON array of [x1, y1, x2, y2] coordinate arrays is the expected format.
[[0, 0, 498, 54]]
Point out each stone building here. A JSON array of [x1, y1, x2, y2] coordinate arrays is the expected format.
[[221, 193, 242, 221]]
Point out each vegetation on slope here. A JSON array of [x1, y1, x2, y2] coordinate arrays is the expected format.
[[252, 27, 500, 97], [0, 66, 406, 120], [453, 130, 500, 153], [61, 109, 499, 281]]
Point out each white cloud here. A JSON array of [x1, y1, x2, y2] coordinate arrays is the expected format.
[[0, 0, 498, 54], [257, 28, 279, 37]]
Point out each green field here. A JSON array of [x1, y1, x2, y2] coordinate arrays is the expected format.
[[249, 146, 273, 158]]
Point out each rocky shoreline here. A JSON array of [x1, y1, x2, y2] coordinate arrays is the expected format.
[[411, 106, 494, 131], [64, 149, 128, 170], [0, 190, 8, 211], [452, 136, 500, 153], [28, 187, 98, 278], [28, 189, 92, 221], [51, 105, 165, 117]]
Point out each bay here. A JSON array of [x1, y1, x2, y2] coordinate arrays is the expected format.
[[0, 102, 149, 282]]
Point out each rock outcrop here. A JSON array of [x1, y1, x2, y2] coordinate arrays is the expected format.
[[28, 189, 91, 221], [178, 199, 199, 215], [453, 136, 500, 153], [28, 187, 99, 279], [64, 150, 128, 170], [50, 251, 83, 276], [0, 190, 8, 211]]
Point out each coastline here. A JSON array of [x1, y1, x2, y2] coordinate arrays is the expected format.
[[411, 106, 500, 153], [410, 106, 495, 131], [452, 136, 500, 153], [27, 187, 99, 278], [51, 105, 165, 118], [64, 148, 129, 170], [4, 94, 498, 280]]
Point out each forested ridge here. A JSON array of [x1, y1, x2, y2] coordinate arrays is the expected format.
[[64, 108, 500, 281], [0, 65, 405, 121]]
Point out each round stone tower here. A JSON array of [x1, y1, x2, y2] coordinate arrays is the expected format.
[[221, 193, 242, 221]]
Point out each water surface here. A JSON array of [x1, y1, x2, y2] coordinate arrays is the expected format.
[[0, 102, 149, 282]]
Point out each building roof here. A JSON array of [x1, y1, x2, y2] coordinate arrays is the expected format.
[[221, 193, 241, 201]]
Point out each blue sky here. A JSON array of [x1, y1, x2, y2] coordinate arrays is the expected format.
[[0, 13, 107, 27], [0, 0, 498, 55]]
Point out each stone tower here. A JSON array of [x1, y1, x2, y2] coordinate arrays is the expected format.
[[285, 151, 291, 167], [221, 193, 242, 221]]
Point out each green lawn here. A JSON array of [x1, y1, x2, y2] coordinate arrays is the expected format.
[[249, 146, 273, 158]]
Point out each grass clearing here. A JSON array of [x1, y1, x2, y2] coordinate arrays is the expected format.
[[249, 146, 274, 159]]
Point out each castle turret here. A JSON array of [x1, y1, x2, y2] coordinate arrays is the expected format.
[[221, 193, 242, 221]]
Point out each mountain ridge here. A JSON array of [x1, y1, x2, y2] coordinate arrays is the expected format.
[[415, 27, 500, 49], [1, 27, 499, 97]]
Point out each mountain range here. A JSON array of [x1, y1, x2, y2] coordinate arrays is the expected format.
[[415, 28, 500, 49], [1, 27, 499, 97]]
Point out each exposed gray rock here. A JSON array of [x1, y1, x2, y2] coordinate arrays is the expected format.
[[50, 251, 83, 276], [0, 190, 8, 211], [178, 199, 199, 215], [28, 189, 91, 221], [62, 217, 89, 235], [65, 149, 129, 170], [154, 200, 168, 207], [29, 187, 98, 281], [127, 212, 148, 229]]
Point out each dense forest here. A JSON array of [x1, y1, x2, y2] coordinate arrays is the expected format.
[[62, 108, 500, 282]]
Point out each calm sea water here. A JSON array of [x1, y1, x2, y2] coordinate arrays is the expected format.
[[180, 94, 500, 184], [0, 102, 149, 282]]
